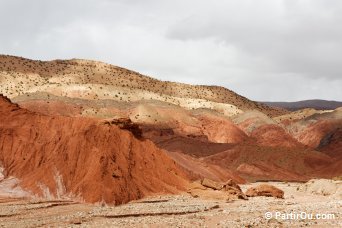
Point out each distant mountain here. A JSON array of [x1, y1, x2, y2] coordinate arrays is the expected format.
[[262, 100, 342, 111]]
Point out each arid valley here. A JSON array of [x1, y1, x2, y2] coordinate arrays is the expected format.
[[0, 55, 341, 227]]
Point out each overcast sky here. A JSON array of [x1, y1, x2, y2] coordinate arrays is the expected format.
[[0, 0, 341, 101]]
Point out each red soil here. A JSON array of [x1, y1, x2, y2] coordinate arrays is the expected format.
[[294, 120, 342, 148], [8, 97, 340, 183], [203, 144, 333, 181], [166, 151, 246, 184], [197, 115, 248, 144], [318, 127, 342, 157], [152, 135, 235, 157], [0, 95, 188, 204], [250, 124, 302, 148], [316, 128, 342, 177], [317, 158, 342, 177]]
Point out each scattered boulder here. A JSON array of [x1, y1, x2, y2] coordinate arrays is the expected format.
[[223, 185, 247, 200], [188, 178, 247, 201], [246, 184, 284, 199], [223, 179, 242, 191], [187, 180, 208, 191], [222, 179, 247, 200], [201, 178, 223, 190]]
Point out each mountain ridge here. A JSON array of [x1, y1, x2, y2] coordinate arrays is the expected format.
[[262, 99, 342, 111], [0, 54, 287, 117]]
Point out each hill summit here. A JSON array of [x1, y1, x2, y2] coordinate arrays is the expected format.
[[0, 55, 286, 117]]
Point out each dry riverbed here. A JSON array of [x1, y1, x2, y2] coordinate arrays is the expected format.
[[0, 182, 341, 227]]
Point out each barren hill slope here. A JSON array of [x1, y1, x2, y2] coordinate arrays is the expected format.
[[0, 95, 188, 204], [0, 55, 286, 117], [1, 55, 340, 185]]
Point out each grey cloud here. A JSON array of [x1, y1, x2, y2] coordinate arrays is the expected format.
[[0, 0, 341, 101], [166, 0, 342, 81]]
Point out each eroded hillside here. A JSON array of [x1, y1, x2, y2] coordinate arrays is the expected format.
[[0, 95, 188, 204], [0, 55, 340, 188]]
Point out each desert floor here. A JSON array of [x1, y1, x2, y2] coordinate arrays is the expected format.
[[0, 182, 341, 227]]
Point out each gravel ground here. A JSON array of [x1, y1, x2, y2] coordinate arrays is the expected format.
[[0, 182, 341, 227]]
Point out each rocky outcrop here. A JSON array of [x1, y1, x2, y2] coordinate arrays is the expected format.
[[245, 184, 284, 199], [188, 178, 247, 201], [104, 118, 143, 139], [201, 178, 224, 190]]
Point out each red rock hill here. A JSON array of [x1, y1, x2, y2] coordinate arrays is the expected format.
[[0, 95, 188, 204]]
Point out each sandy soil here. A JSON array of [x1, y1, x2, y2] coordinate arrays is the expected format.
[[0, 182, 341, 227]]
